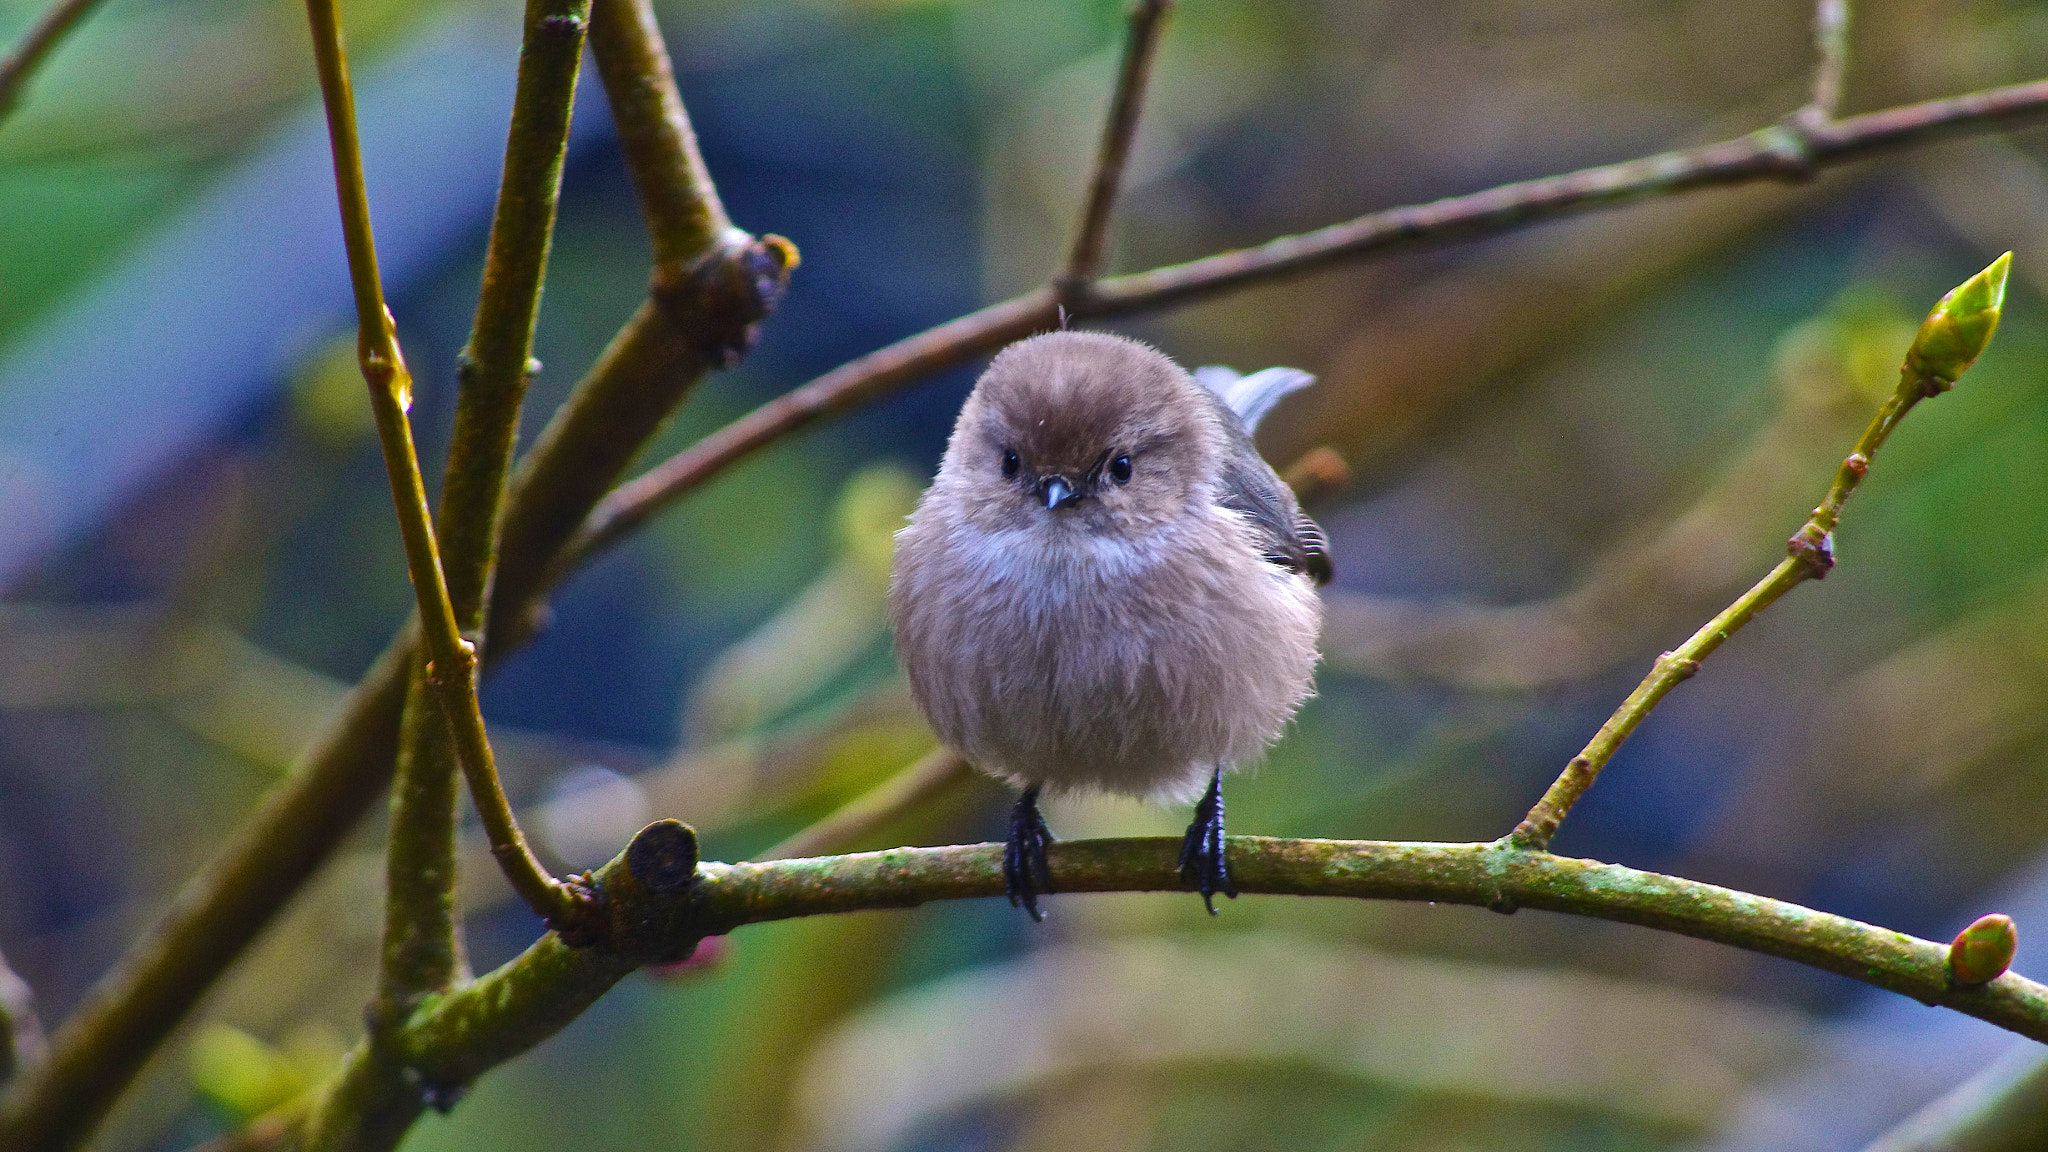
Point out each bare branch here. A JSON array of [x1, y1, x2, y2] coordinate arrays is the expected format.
[[1057, 0, 1174, 298], [0, 0, 102, 121], [1800, 0, 1851, 128], [0, 948, 43, 1085], [299, 0, 575, 930], [574, 76, 2048, 567], [1509, 254, 2010, 851], [1859, 1045, 2048, 1152], [0, 5, 795, 1146], [380, 0, 595, 1015]]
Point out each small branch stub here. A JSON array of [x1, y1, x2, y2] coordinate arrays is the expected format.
[[1950, 914, 2019, 986], [625, 819, 699, 894], [652, 229, 799, 368]]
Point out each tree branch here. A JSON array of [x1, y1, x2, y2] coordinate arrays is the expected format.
[[1800, 0, 1851, 129], [301, 0, 576, 935], [569, 75, 2048, 567], [0, 947, 43, 1086], [295, 826, 2048, 1152], [1056, 0, 1173, 298], [0, 0, 102, 121], [1859, 1044, 2048, 1152], [1509, 253, 2010, 851], [378, 0, 595, 1014]]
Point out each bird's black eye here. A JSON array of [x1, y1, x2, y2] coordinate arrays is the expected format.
[[1001, 449, 1020, 478], [1109, 454, 1132, 484]]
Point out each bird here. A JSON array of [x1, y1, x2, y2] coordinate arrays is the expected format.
[[888, 329, 1330, 919]]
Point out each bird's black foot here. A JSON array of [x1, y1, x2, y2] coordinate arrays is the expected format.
[[1178, 768, 1235, 915], [1004, 784, 1056, 922]]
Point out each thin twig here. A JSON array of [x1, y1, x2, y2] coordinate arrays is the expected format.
[[0, 948, 43, 1085], [378, 0, 594, 1013], [1800, 0, 1851, 129], [1057, 0, 1174, 298], [1858, 1044, 2048, 1152], [1508, 254, 2009, 851], [568, 74, 2048, 567], [301, 0, 574, 928], [292, 829, 2048, 1152], [756, 747, 971, 862], [0, 0, 103, 120]]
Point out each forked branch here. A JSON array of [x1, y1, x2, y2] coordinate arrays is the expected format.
[[301, 0, 578, 929]]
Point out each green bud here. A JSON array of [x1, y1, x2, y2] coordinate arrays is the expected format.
[[1948, 912, 2018, 986], [1904, 252, 2011, 386]]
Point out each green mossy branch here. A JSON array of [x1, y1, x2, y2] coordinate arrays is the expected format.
[[379, 0, 596, 1014], [313, 830, 2045, 1143]]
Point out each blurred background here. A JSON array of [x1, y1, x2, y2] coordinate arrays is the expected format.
[[3, 0, 2048, 1148]]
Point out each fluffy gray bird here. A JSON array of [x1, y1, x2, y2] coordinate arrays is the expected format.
[[889, 330, 1330, 919]]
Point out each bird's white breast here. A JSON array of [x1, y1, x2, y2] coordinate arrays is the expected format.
[[891, 503, 1322, 802]]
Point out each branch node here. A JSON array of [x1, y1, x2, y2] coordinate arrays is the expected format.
[[542, 871, 605, 949], [651, 228, 799, 368], [398, 1065, 468, 1115], [1786, 526, 1836, 577], [1658, 652, 1701, 680], [1757, 121, 1819, 181], [1843, 450, 1869, 476], [538, 11, 585, 35]]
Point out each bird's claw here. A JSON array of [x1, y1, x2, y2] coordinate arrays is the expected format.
[[1004, 785, 1056, 921], [1178, 768, 1235, 915]]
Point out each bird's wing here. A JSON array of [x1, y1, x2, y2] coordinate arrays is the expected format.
[[1193, 377, 1334, 586]]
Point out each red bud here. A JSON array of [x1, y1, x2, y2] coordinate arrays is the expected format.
[[1948, 914, 2017, 985]]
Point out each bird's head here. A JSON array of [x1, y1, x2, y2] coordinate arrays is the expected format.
[[940, 331, 1221, 537]]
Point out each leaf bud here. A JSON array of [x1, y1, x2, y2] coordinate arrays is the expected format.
[[1904, 252, 2010, 386], [1948, 912, 2017, 985]]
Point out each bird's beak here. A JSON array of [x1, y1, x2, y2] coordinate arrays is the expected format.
[[1041, 476, 1078, 510]]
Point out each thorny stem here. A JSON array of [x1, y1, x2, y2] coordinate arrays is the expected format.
[[377, 0, 594, 1014], [1057, 0, 1174, 300], [572, 73, 2048, 566], [298, 830, 2048, 1152], [0, 0, 103, 121], [1508, 254, 2010, 851], [302, 0, 574, 929]]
